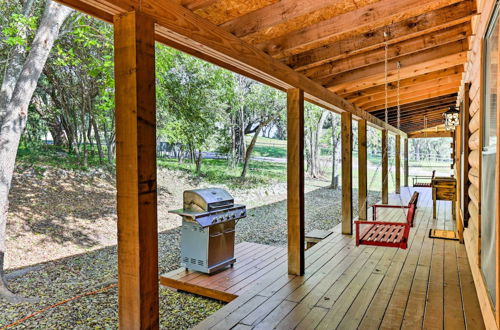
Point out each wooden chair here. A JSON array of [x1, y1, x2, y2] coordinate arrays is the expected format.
[[355, 192, 419, 249], [412, 170, 436, 188]]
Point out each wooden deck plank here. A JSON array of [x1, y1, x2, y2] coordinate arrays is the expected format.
[[193, 188, 485, 330], [295, 307, 328, 330], [326, 246, 398, 329], [358, 203, 431, 329], [443, 240, 466, 329], [455, 243, 486, 330], [251, 300, 296, 330], [422, 239, 444, 329]]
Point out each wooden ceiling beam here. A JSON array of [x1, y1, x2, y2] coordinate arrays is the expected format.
[[323, 39, 467, 88], [362, 87, 459, 111], [371, 103, 456, 119], [220, 0, 348, 38], [172, 0, 218, 11], [377, 108, 450, 122], [355, 82, 460, 108], [53, 0, 406, 137], [282, 2, 474, 71], [408, 131, 453, 138], [400, 119, 444, 130], [340, 66, 464, 99], [369, 94, 457, 113], [255, 0, 466, 58], [303, 23, 471, 81], [328, 51, 467, 94], [350, 77, 462, 105]]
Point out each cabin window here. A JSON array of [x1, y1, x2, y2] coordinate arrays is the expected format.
[[481, 4, 499, 308], [483, 8, 499, 150]]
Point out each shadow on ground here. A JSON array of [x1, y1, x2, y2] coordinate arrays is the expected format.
[[0, 186, 380, 329]]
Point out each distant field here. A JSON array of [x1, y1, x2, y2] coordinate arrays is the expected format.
[[246, 136, 287, 158]]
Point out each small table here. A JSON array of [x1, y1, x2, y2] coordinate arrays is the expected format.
[[431, 176, 456, 220]]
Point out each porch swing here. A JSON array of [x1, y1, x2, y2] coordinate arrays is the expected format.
[[412, 116, 436, 188], [355, 37, 419, 249]]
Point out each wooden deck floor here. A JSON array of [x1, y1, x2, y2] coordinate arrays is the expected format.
[[160, 242, 286, 302], [194, 187, 485, 330]]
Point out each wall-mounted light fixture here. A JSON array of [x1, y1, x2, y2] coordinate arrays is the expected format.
[[443, 106, 459, 130]]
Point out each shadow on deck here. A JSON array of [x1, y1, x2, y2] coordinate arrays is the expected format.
[[190, 187, 485, 329]]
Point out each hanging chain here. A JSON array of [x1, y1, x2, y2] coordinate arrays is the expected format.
[[397, 61, 401, 130], [384, 35, 389, 124]]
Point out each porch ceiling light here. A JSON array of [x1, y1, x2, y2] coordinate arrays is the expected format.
[[443, 106, 459, 131]]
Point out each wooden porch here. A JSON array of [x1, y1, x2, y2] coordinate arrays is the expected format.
[[194, 187, 484, 329]]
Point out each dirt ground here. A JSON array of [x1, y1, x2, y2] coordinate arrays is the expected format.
[[1, 164, 380, 329]]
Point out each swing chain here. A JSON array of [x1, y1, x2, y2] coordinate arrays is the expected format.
[[384, 37, 389, 124]]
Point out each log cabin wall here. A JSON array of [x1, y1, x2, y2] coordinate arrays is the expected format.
[[460, 0, 498, 327]]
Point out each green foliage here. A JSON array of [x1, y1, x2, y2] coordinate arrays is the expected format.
[[157, 158, 286, 188], [156, 46, 232, 157], [16, 145, 111, 171]]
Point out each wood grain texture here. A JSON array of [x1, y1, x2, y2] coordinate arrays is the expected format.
[[404, 138, 409, 187], [256, 0, 464, 57], [114, 10, 159, 330], [382, 129, 389, 204], [395, 135, 401, 194], [358, 120, 368, 220], [281, 2, 474, 71], [287, 88, 305, 275], [342, 112, 353, 234]]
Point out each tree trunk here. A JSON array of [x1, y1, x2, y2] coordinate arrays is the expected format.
[[0, 0, 72, 298], [195, 149, 202, 173], [92, 116, 104, 164], [0, 0, 36, 125], [241, 119, 271, 178], [312, 111, 329, 177]]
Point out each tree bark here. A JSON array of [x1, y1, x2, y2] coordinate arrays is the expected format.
[[0, 0, 72, 298], [241, 118, 273, 178], [0, 0, 36, 125]]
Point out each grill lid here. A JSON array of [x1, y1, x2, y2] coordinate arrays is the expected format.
[[183, 188, 234, 212]]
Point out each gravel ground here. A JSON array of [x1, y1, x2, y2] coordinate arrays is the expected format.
[[1, 165, 380, 329]]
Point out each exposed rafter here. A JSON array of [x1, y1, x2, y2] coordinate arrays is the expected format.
[[281, 1, 474, 71], [255, 0, 465, 58]]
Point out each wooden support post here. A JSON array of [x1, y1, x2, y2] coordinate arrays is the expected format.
[[455, 123, 464, 243], [462, 83, 471, 228], [358, 120, 368, 220], [404, 138, 409, 187], [287, 88, 305, 276], [382, 129, 389, 204], [395, 135, 401, 194], [342, 112, 353, 234], [114, 11, 159, 329]]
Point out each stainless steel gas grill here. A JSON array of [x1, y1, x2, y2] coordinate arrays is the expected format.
[[169, 188, 246, 274]]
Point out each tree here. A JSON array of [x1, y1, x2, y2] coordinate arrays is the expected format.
[[0, 0, 72, 300], [156, 46, 230, 173], [304, 103, 329, 178], [240, 83, 285, 178], [327, 113, 341, 188]]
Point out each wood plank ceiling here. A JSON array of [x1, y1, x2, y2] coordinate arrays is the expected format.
[[177, 0, 475, 133]]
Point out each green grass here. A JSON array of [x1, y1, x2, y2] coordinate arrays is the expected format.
[[246, 136, 287, 159], [16, 145, 110, 171], [157, 158, 287, 188]]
